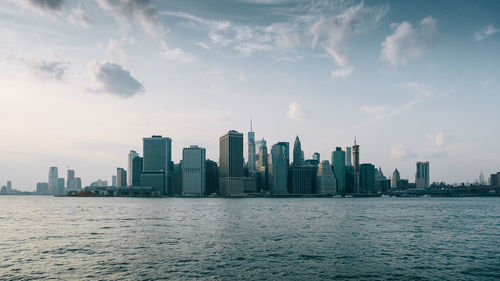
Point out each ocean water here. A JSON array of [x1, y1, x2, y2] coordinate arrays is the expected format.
[[0, 196, 499, 280]]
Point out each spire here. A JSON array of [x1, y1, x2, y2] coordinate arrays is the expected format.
[[354, 136, 357, 146], [250, 117, 253, 132]]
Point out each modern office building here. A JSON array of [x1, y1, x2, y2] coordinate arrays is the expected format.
[[57, 178, 65, 195], [397, 179, 409, 190], [6, 181, 12, 192], [36, 182, 49, 194], [142, 135, 172, 194], [293, 135, 304, 167], [219, 130, 244, 196], [112, 175, 117, 187], [415, 161, 430, 188], [352, 138, 360, 193], [288, 166, 313, 194], [359, 163, 375, 193], [75, 177, 82, 191], [131, 156, 143, 186], [269, 142, 289, 194], [182, 145, 206, 196], [343, 146, 352, 167], [170, 163, 182, 196], [128, 150, 139, 186], [117, 168, 127, 187], [206, 159, 219, 195], [345, 165, 355, 193], [392, 169, 400, 188], [316, 160, 337, 195], [332, 147, 346, 193], [66, 169, 75, 192], [140, 170, 165, 196], [248, 121, 256, 174], [48, 167, 58, 195]]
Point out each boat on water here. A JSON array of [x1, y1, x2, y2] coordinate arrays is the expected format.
[[345, 195, 354, 198], [69, 190, 98, 197]]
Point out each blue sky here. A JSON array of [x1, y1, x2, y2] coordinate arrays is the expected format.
[[0, 0, 499, 190]]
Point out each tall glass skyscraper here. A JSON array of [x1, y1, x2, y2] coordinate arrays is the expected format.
[[142, 135, 172, 194], [332, 147, 346, 193], [219, 130, 244, 195]]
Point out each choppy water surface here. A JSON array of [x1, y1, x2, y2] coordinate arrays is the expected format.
[[0, 196, 499, 280]]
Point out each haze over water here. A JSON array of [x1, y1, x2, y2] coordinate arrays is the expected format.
[[1, 196, 499, 280]]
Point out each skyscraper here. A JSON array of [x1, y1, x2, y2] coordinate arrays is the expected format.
[[182, 145, 206, 196], [48, 167, 58, 195], [352, 138, 360, 193], [316, 160, 337, 195], [117, 168, 127, 187], [142, 135, 172, 194], [332, 147, 346, 193], [112, 175, 117, 187], [6, 181, 12, 192], [359, 163, 375, 193], [248, 120, 256, 174], [415, 161, 430, 188], [66, 169, 75, 192], [392, 169, 400, 188], [206, 159, 219, 195], [293, 135, 304, 167], [128, 150, 139, 186], [219, 130, 244, 196], [256, 139, 268, 191], [342, 146, 352, 167], [131, 156, 143, 186], [75, 177, 82, 191], [58, 178, 65, 195], [352, 138, 360, 172], [269, 142, 289, 194]]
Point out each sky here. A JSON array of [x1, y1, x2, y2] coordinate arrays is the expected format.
[[0, 0, 499, 190]]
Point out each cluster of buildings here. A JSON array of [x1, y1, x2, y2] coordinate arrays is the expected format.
[[23, 125, 499, 197], [35, 168, 82, 195], [106, 125, 434, 197]]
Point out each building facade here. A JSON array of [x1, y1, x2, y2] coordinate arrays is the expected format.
[[182, 145, 206, 196], [219, 130, 244, 196], [316, 160, 337, 195], [392, 169, 400, 189], [359, 163, 375, 193], [142, 135, 172, 194], [128, 150, 139, 187], [415, 161, 430, 188], [269, 142, 289, 194], [332, 147, 346, 193], [117, 167, 127, 187]]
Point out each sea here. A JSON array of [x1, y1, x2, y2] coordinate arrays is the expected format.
[[0, 196, 499, 280]]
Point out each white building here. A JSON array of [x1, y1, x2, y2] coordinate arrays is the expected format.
[[181, 145, 206, 196]]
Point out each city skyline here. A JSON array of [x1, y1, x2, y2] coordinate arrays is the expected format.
[[1, 0, 500, 189]]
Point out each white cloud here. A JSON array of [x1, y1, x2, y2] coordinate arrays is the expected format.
[[310, 2, 388, 68], [106, 37, 135, 62], [331, 67, 353, 77], [25, 58, 70, 80], [427, 133, 453, 147], [391, 144, 417, 160], [381, 16, 440, 66], [161, 48, 196, 63], [97, 0, 167, 37], [87, 60, 144, 98], [287, 102, 310, 121], [474, 25, 499, 41], [68, 8, 91, 29]]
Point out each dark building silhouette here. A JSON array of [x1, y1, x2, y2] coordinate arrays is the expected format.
[[292, 135, 304, 167], [359, 163, 375, 193], [345, 166, 356, 193], [288, 166, 313, 194], [142, 135, 172, 194], [219, 130, 244, 195], [131, 156, 143, 186], [170, 163, 182, 196], [206, 159, 219, 195]]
